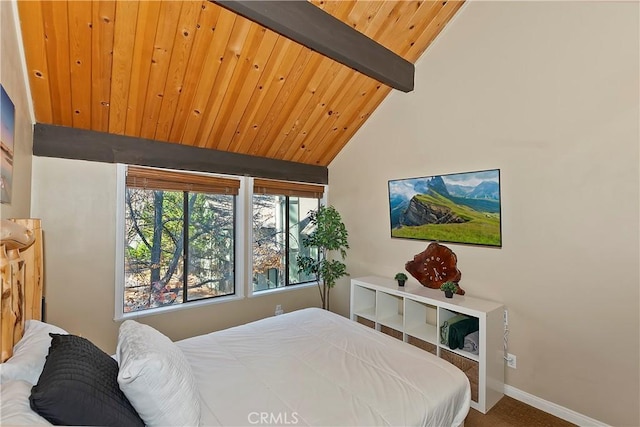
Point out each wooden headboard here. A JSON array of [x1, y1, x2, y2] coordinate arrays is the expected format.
[[0, 219, 43, 362]]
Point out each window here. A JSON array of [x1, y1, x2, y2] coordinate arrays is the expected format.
[[122, 166, 239, 314], [252, 179, 323, 292], [116, 166, 325, 318]]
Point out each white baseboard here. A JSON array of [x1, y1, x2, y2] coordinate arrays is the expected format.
[[504, 385, 610, 427]]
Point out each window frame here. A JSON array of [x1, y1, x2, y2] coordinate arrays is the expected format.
[[248, 179, 326, 297], [115, 167, 327, 320], [114, 165, 246, 320]]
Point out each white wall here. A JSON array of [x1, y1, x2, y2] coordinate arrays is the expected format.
[[0, 0, 33, 219], [328, 2, 639, 426]]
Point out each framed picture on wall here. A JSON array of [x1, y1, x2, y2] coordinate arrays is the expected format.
[[1, 85, 15, 204], [388, 169, 502, 247]]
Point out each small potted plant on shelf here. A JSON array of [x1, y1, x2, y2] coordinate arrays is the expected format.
[[440, 281, 458, 298], [394, 272, 408, 287]]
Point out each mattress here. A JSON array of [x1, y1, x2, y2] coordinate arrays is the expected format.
[[177, 308, 470, 426]]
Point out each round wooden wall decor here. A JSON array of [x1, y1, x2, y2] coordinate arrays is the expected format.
[[405, 242, 465, 295]]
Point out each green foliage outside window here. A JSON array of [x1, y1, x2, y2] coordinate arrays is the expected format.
[[252, 195, 319, 291], [124, 188, 235, 313]]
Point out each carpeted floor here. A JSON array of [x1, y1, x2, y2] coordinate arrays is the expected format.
[[465, 396, 577, 427]]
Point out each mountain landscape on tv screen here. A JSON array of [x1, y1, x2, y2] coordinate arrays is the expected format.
[[389, 172, 501, 246]]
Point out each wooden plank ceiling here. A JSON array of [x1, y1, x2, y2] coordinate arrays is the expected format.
[[18, 0, 464, 167]]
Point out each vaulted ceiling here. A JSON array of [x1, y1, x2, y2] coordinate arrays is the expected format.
[[18, 0, 464, 167]]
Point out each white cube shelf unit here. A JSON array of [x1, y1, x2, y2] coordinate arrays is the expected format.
[[350, 276, 504, 414]]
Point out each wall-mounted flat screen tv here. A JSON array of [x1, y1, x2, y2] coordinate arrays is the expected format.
[[388, 169, 501, 247]]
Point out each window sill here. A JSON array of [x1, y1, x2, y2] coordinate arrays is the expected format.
[[114, 293, 243, 321], [249, 281, 318, 298]]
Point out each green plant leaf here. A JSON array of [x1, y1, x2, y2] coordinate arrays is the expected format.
[[296, 205, 350, 305]]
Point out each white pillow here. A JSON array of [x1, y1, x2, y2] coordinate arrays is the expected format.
[[0, 320, 67, 385], [116, 320, 201, 427], [1, 380, 51, 425]]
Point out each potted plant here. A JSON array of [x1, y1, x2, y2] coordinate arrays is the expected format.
[[440, 281, 459, 298], [297, 206, 349, 311], [394, 272, 408, 287]]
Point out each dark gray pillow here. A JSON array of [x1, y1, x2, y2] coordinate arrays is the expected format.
[[29, 334, 144, 426]]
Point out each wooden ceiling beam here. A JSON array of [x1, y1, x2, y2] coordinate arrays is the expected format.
[[33, 124, 328, 184], [212, 0, 415, 92]]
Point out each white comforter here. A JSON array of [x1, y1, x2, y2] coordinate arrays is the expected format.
[[177, 308, 470, 427]]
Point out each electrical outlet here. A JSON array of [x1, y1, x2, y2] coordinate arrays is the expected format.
[[503, 309, 508, 326], [275, 304, 283, 316], [506, 353, 517, 369]]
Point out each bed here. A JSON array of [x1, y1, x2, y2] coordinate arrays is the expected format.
[[0, 219, 471, 427]]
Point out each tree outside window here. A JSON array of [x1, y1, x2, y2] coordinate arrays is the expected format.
[[124, 185, 236, 313], [252, 194, 319, 292]]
